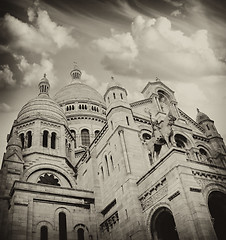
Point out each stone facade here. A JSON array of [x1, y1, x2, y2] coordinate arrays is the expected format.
[[0, 68, 226, 240]]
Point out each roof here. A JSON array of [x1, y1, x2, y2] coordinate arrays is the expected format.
[[54, 82, 105, 105]]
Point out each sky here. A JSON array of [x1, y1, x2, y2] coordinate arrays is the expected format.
[[0, 0, 226, 159]]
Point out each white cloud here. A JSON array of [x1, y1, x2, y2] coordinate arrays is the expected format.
[[0, 65, 16, 88], [0, 103, 12, 112], [2, 7, 77, 55], [14, 54, 57, 87], [93, 15, 226, 79]]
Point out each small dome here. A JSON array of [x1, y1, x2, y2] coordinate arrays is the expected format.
[[17, 95, 67, 125], [196, 108, 211, 124], [54, 82, 105, 105]]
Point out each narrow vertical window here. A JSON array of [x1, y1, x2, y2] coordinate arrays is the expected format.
[[126, 116, 129, 126], [206, 124, 210, 130], [113, 92, 116, 99], [81, 129, 90, 146], [108, 97, 110, 103], [77, 228, 84, 240], [120, 93, 123, 99], [40, 226, 48, 240], [111, 121, 114, 130], [110, 155, 114, 170], [27, 131, 32, 148], [59, 212, 67, 240], [20, 133, 25, 149], [101, 166, 104, 180], [71, 130, 76, 148], [51, 132, 56, 149], [43, 131, 48, 148], [105, 155, 110, 176]]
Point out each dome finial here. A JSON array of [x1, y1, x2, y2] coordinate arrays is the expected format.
[[197, 108, 200, 113], [70, 61, 82, 82]]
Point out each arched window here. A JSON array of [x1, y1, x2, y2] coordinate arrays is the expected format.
[[51, 132, 56, 149], [151, 207, 179, 240], [40, 226, 48, 240], [158, 90, 170, 113], [81, 129, 90, 146], [20, 133, 25, 149], [105, 155, 110, 176], [27, 131, 32, 148], [77, 228, 84, 240], [70, 130, 76, 148], [174, 134, 188, 149], [94, 130, 100, 138], [208, 191, 226, 240], [59, 212, 67, 240], [43, 131, 48, 148]]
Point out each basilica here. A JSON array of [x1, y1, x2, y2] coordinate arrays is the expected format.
[[0, 66, 226, 240]]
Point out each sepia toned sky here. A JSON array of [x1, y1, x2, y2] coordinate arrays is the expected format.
[[0, 0, 226, 159]]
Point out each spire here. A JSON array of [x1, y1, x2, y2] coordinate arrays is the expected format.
[[70, 62, 82, 82], [38, 74, 50, 96]]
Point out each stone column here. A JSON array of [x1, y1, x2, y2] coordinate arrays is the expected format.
[[118, 130, 131, 174]]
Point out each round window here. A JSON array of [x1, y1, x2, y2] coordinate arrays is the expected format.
[[143, 133, 151, 140]]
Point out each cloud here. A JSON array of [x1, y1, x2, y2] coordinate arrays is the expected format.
[[14, 54, 57, 87], [162, 0, 183, 8], [171, 9, 182, 17], [0, 102, 12, 112], [93, 29, 138, 75], [0, 65, 16, 88], [81, 70, 107, 95], [1, 7, 77, 55], [92, 15, 226, 80]]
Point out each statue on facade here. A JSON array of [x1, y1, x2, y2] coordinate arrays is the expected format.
[[147, 112, 176, 161]]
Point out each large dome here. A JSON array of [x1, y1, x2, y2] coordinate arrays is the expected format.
[[17, 94, 67, 125], [54, 82, 105, 106]]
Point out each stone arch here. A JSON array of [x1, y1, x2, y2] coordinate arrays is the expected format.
[[205, 186, 226, 240], [146, 202, 172, 240], [35, 221, 54, 240], [73, 223, 90, 240], [173, 131, 194, 150], [22, 163, 76, 188], [148, 204, 179, 240], [54, 207, 73, 232]]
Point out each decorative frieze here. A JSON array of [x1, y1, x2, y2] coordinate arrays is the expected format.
[[16, 121, 35, 129], [41, 121, 60, 128], [139, 178, 167, 211], [100, 211, 119, 232]]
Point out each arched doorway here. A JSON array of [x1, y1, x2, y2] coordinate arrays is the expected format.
[[151, 207, 179, 240], [208, 191, 226, 240]]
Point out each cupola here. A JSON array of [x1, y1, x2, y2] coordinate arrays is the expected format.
[[70, 63, 82, 82], [38, 74, 50, 96]]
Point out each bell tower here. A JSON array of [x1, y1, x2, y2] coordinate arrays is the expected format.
[[196, 108, 226, 155]]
